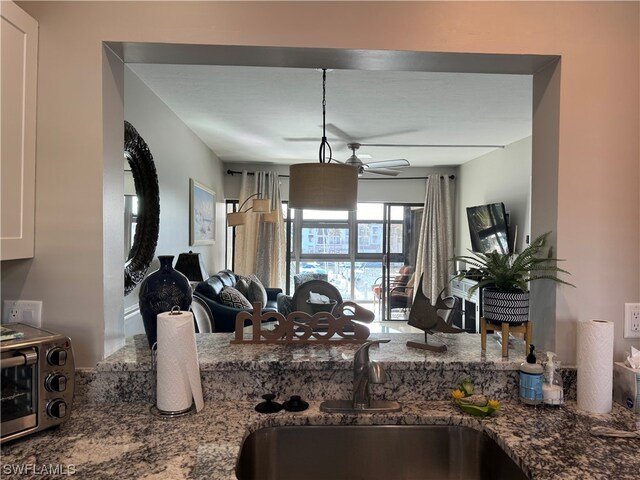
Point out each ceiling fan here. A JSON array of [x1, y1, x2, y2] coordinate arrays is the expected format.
[[342, 142, 410, 176], [286, 69, 410, 180]]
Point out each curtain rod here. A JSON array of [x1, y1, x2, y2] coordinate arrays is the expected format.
[[226, 169, 454, 180]]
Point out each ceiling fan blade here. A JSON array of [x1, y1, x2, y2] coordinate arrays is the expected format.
[[283, 137, 318, 142], [356, 128, 420, 141], [324, 123, 355, 142], [283, 137, 340, 142], [283, 122, 352, 143], [364, 167, 402, 177], [360, 143, 505, 148], [365, 159, 410, 169]]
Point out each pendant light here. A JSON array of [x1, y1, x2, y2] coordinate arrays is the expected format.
[[226, 192, 271, 227], [288, 69, 358, 211], [262, 206, 281, 224]]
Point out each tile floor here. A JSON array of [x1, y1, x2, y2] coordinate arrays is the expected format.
[[357, 301, 422, 334]]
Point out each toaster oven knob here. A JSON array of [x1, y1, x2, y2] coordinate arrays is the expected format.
[[46, 399, 67, 419], [47, 347, 67, 366], [45, 373, 67, 392]]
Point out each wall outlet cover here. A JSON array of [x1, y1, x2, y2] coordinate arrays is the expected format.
[[2, 300, 42, 328], [624, 303, 640, 339]]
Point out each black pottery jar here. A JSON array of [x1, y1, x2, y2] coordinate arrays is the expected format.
[[138, 255, 192, 348]]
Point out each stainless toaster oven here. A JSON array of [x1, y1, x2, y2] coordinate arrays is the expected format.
[[1, 323, 75, 444]]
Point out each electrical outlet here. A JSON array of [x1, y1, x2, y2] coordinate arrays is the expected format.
[[624, 303, 640, 338], [2, 300, 42, 328]]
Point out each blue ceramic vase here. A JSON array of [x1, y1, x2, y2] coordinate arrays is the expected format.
[[139, 255, 192, 348]]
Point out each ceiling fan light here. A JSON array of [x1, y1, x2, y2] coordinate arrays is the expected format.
[[251, 198, 271, 213], [227, 211, 248, 226], [345, 154, 359, 167], [289, 163, 358, 211]]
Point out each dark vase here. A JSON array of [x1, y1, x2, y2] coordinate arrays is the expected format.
[[139, 255, 192, 348]]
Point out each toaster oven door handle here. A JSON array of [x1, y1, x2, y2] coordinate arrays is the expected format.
[[1, 348, 38, 368]]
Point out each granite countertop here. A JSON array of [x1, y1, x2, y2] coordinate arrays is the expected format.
[[3, 332, 635, 479], [97, 332, 530, 372], [1, 399, 638, 479], [81, 333, 576, 406]]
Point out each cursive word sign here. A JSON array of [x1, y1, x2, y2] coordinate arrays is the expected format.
[[231, 301, 374, 344]]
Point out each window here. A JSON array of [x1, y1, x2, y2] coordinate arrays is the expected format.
[[301, 227, 349, 254], [302, 209, 349, 221], [286, 203, 420, 304], [124, 195, 138, 260], [357, 223, 383, 253], [388, 206, 405, 254], [226, 200, 422, 313], [225, 201, 236, 270], [356, 203, 383, 254]]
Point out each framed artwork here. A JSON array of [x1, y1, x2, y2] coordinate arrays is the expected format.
[[190, 179, 216, 245]]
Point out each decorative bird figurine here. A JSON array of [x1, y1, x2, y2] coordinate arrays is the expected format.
[[407, 273, 463, 352]]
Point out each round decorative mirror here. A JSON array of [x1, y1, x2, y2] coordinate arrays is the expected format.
[[124, 121, 160, 296]]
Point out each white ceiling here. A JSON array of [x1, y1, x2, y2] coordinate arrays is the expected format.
[[128, 64, 533, 169]]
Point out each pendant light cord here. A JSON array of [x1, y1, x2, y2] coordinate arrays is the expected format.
[[319, 68, 333, 164], [237, 192, 260, 212]]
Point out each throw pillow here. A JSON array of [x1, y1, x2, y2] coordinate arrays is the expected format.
[[235, 277, 250, 298], [219, 286, 252, 309], [246, 279, 268, 306], [277, 294, 294, 316]]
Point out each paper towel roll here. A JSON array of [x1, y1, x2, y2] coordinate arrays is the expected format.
[[156, 310, 204, 413], [577, 319, 614, 413]]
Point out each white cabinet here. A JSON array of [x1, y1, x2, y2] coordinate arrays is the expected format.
[[450, 276, 481, 333], [1, 1, 38, 260]]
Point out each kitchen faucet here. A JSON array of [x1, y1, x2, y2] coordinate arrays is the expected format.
[[352, 340, 389, 408], [320, 340, 401, 413]]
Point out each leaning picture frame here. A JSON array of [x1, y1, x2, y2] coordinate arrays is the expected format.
[[190, 179, 216, 245]]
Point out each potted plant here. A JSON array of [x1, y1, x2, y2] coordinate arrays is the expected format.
[[451, 231, 574, 324]]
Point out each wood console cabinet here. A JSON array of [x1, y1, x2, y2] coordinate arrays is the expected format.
[[450, 276, 481, 333], [1, 1, 38, 260]]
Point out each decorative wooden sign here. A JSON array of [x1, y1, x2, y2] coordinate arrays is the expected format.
[[231, 301, 374, 344]]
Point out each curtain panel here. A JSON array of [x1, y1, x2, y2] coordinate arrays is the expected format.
[[234, 171, 285, 289], [255, 171, 286, 289], [414, 175, 456, 301]]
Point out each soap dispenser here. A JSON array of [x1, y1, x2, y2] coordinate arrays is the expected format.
[[519, 344, 544, 405], [542, 352, 564, 407]]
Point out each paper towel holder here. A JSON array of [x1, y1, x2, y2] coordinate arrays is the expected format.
[[150, 403, 196, 418], [150, 306, 198, 418]]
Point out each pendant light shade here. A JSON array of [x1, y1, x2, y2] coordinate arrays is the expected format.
[[289, 163, 358, 211], [262, 207, 281, 223], [226, 192, 271, 227], [227, 211, 248, 226], [251, 198, 271, 213], [287, 68, 358, 211]]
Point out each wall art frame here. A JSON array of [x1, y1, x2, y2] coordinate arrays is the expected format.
[[190, 179, 215, 245]]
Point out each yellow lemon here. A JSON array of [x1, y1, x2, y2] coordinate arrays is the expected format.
[[452, 389, 466, 400]]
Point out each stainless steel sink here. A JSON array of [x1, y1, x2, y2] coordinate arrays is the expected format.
[[236, 425, 527, 480]]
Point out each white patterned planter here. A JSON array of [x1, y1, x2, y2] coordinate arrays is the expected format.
[[482, 288, 530, 324]]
